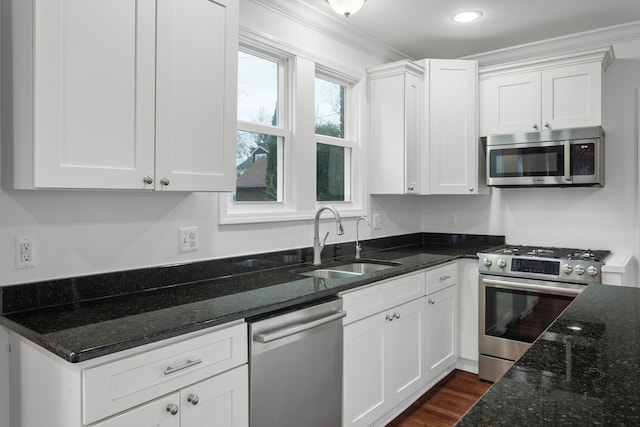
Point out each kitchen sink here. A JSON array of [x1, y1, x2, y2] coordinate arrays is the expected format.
[[299, 269, 364, 279], [297, 260, 401, 279]]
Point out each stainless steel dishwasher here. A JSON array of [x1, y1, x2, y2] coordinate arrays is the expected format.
[[249, 298, 345, 427]]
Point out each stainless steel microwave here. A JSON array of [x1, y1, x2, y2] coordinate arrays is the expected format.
[[486, 126, 604, 187]]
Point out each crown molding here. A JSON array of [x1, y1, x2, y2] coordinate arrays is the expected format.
[[463, 20, 640, 67], [246, 0, 410, 63]]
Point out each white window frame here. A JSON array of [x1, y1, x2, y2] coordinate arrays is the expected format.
[[219, 36, 366, 225]]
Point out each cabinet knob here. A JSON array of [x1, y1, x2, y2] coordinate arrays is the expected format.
[[544, 122, 550, 129], [143, 176, 153, 185], [532, 124, 539, 130], [469, 187, 474, 192], [385, 314, 393, 321], [166, 403, 179, 415], [428, 299, 435, 305], [188, 394, 200, 405], [160, 177, 170, 186], [407, 185, 415, 192], [393, 312, 400, 319]]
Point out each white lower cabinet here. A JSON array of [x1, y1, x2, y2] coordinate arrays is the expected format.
[[342, 273, 427, 427], [343, 297, 426, 427], [8, 321, 248, 427], [426, 285, 457, 381], [94, 366, 248, 427], [342, 263, 461, 427], [426, 262, 458, 382]]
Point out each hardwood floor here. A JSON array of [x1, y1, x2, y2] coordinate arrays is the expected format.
[[387, 370, 492, 427]]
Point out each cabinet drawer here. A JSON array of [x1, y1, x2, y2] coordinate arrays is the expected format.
[[342, 272, 425, 325], [83, 322, 247, 425], [426, 262, 457, 295]]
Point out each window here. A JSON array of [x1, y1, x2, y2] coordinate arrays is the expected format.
[[315, 76, 354, 202], [220, 37, 364, 224], [235, 51, 286, 203]]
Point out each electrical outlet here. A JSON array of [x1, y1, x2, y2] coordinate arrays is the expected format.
[[373, 213, 382, 230], [15, 236, 36, 269], [179, 226, 199, 253]]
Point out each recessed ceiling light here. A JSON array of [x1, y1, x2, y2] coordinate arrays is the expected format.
[[452, 10, 483, 23]]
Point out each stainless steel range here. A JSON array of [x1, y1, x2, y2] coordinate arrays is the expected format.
[[477, 245, 610, 382]]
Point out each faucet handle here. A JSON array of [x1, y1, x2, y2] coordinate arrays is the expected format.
[[320, 231, 330, 248]]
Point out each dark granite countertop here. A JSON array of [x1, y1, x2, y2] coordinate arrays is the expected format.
[[457, 284, 640, 426], [0, 233, 504, 363]]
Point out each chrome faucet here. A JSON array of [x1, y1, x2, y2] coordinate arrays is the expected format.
[[355, 216, 369, 259], [313, 205, 344, 265]]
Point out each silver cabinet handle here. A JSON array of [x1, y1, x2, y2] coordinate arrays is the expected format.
[[428, 299, 435, 304], [166, 403, 179, 415], [439, 275, 452, 281], [255, 311, 346, 343], [160, 177, 170, 186], [164, 358, 202, 375], [393, 312, 400, 319], [143, 176, 153, 184], [188, 394, 200, 405], [533, 124, 539, 130], [544, 122, 550, 128], [386, 314, 393, 321]]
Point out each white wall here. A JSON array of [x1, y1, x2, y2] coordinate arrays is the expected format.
[[0, 0, 416, 286], [2, 2, 639, 287], [422, 58, 640, 274]]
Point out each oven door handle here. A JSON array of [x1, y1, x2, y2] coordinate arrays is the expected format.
[[482, 278, 583, 297]]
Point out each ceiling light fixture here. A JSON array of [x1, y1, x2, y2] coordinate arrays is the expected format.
[[326, 0, 366, 18], [452, 10, 483, 23]]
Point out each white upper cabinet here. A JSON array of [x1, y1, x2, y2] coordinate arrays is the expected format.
[[425, 59, 480, 194], [2, 0, 238, 191], [368, 58, 482, 196], [479, 48, 613, 136], [368, 61, 423, 195]]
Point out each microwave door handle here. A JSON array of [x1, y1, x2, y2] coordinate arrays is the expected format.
[[564, 140, 571, 181]]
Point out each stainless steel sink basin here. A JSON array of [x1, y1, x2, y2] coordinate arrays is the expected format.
[[328, 262, 397, 274], [299, 269, 363, 279], [297, 260, 400, 279]]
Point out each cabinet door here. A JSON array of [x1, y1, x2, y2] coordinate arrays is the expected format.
[[480, 72, 541, 135], [541, 62, 602, 130], [457, 259, 479, 372], [426, 285, 457, 381], [33, 0, 156, 189], [428, 60, 478, 194], [388, 298, 426, 405], [369, 62, 423, 195], [181, 365, 248, 427], [155, 0, 238, 191], [343, 313, 389, 427], [93, 393, 181, 427]]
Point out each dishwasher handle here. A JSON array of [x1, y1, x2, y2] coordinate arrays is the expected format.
[[255, 310, 346, 344]]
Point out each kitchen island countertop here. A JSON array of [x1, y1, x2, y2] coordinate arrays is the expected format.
[[457, 283, 640, 426]]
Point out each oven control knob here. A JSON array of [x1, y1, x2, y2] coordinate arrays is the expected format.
[[483, 257, 492, 267], [562, 264, 573, 274], [587, 265, 599, 276], [497, 258, 507, 268], [574, 265, 585, 275]]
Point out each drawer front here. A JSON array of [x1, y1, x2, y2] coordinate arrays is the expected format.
[[385, 271, 426, 308], [83, 323, 247, 425], [342, 283, 387, 325], [427, 262, 457, 295], [342, 272, 426, 325]]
